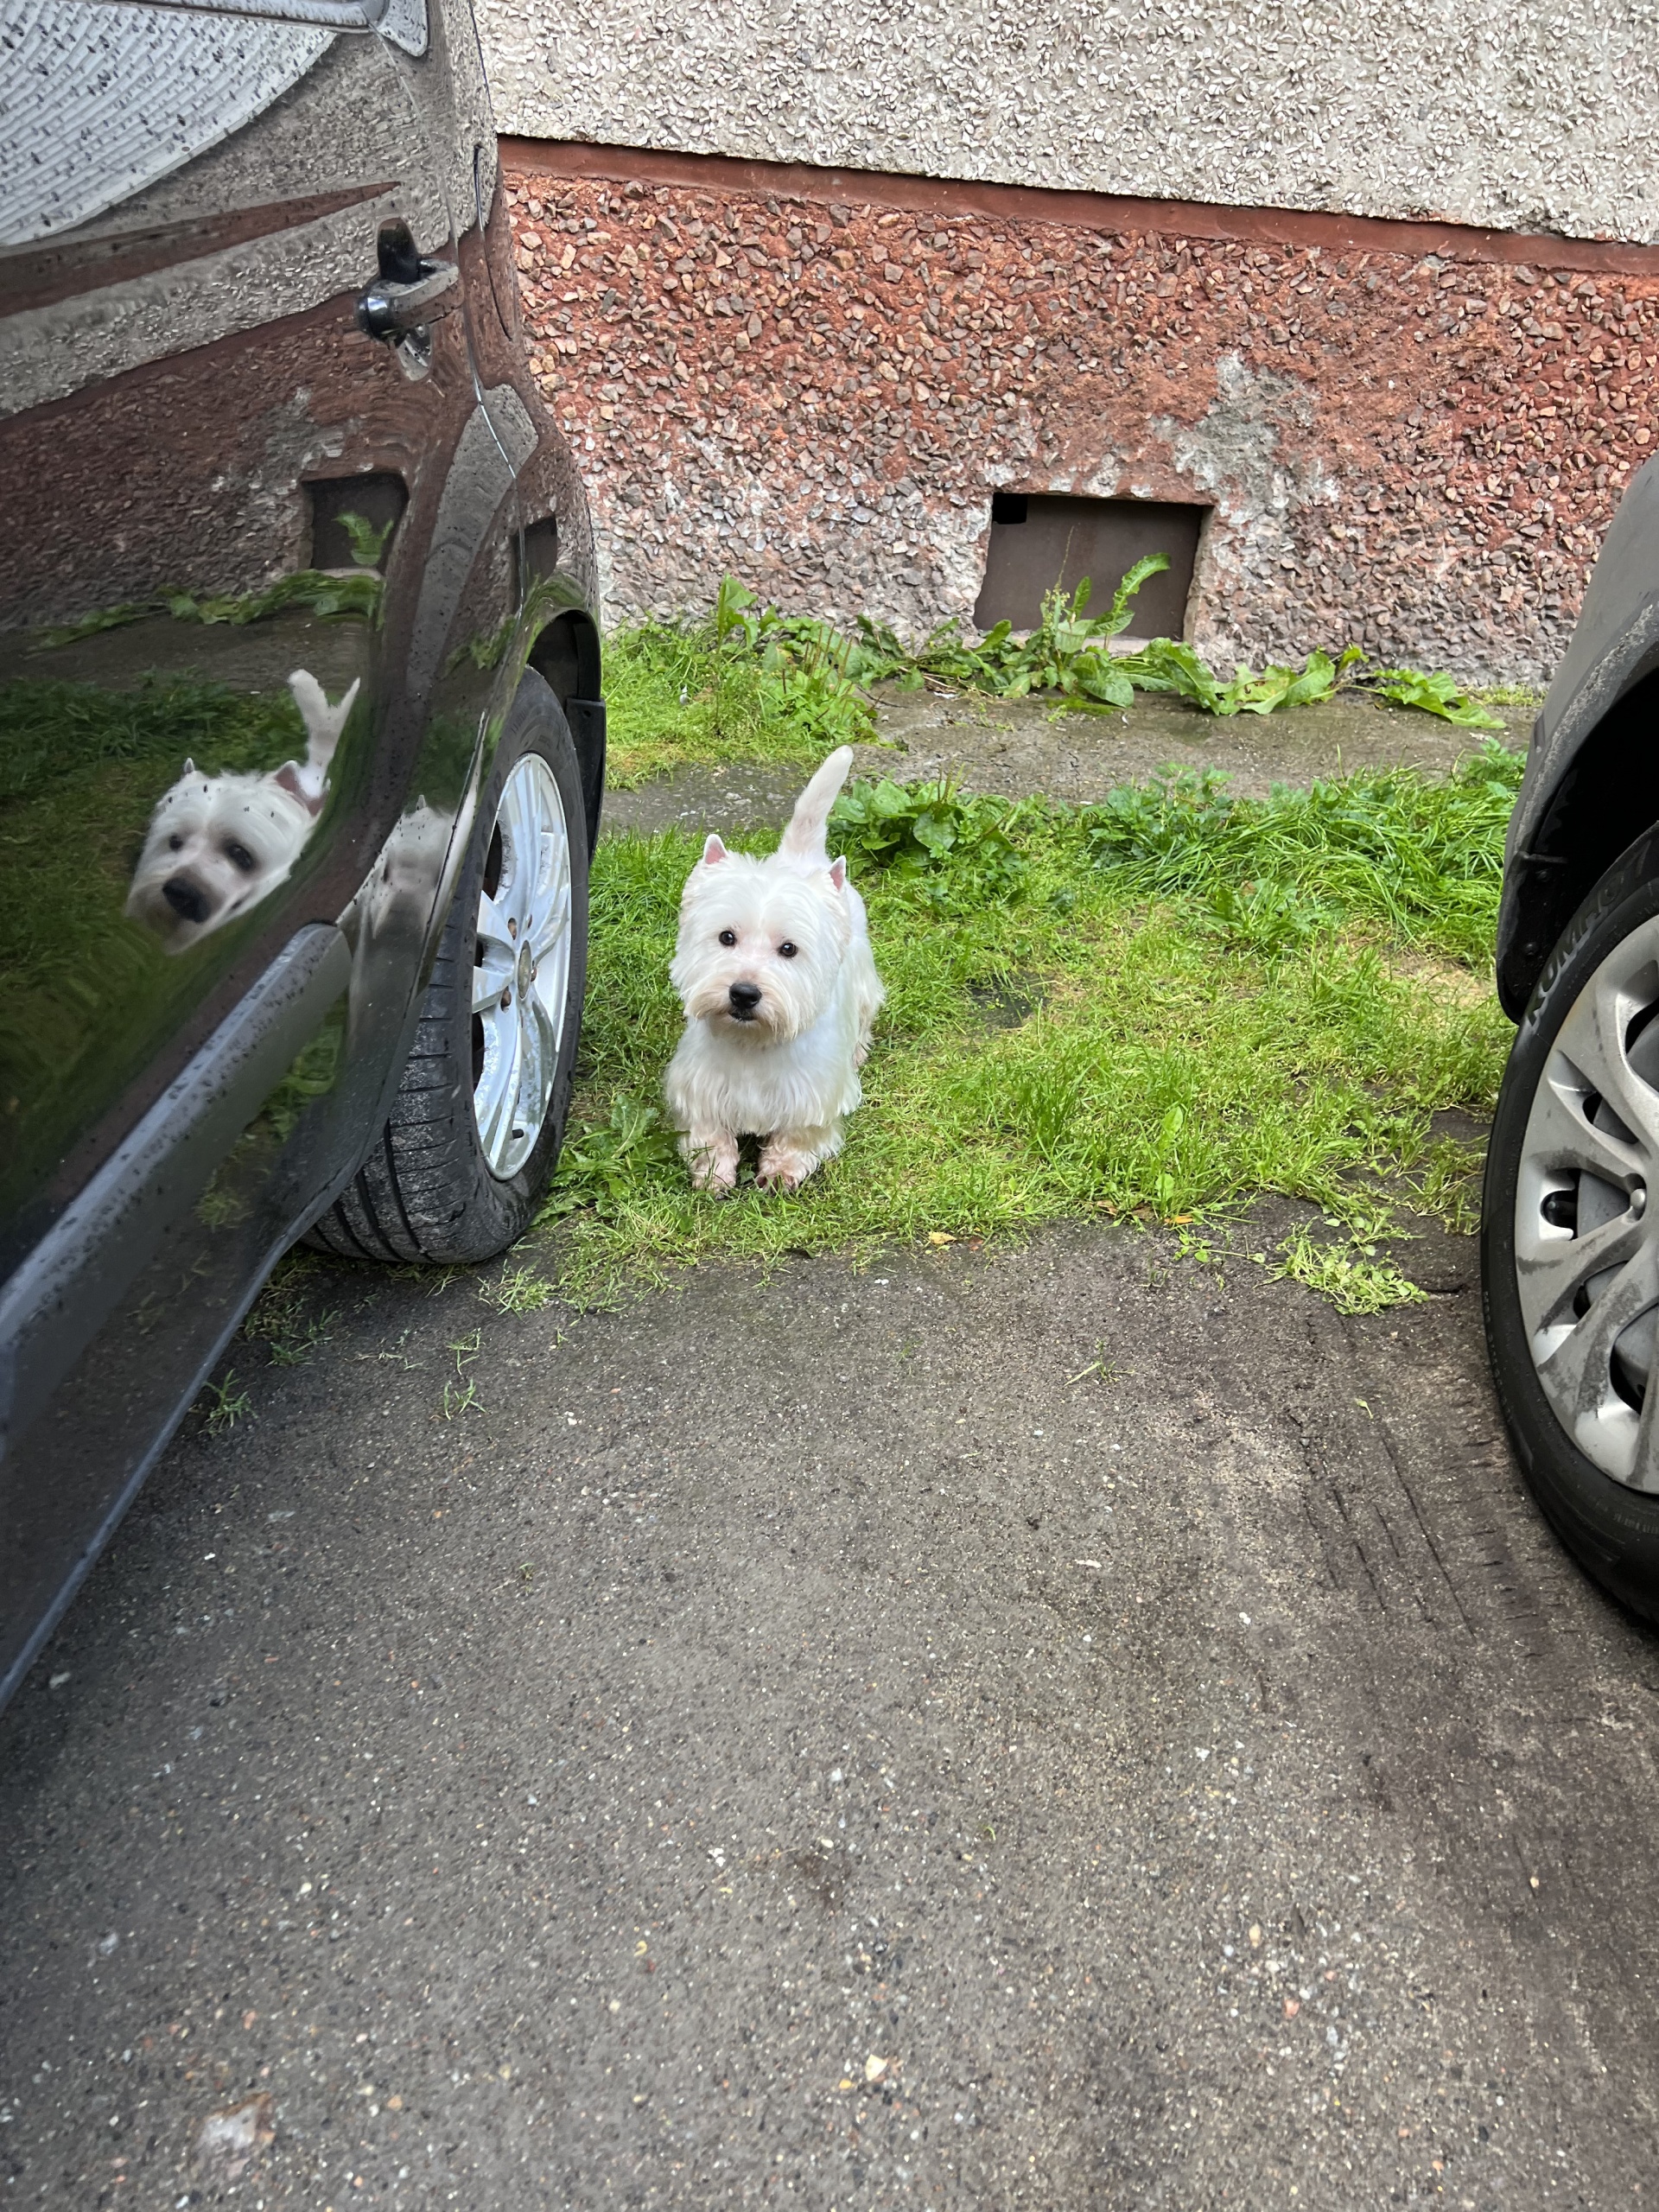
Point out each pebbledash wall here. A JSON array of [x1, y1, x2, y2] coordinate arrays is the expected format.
[[482, 2, 1659, 682]]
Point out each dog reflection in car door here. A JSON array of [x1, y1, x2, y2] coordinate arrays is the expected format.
[[126, 670, 359, 952]]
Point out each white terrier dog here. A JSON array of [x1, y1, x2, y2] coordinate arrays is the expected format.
[[126, 669, 359, 951], [665, 745, 884, 1194]]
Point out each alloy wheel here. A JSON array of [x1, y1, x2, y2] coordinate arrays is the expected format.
[[1516, 912, 1659, 1489], [470, 752, 572, 1179]]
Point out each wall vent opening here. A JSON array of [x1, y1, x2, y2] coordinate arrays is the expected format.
[[974, 493, 1205, 637], [308, 472, 407, 572]]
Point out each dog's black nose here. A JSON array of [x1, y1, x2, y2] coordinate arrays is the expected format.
[[162, 875, 210, 925], [728, 981, 761, 1016]]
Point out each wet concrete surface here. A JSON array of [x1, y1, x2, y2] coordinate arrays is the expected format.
[[3, 1209, 1656, 2209], [601, 686, 1534, 842]]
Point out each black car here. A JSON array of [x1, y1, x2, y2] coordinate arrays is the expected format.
[[1484, 458, 1659, 1619], [0, 0, 603, 1706]]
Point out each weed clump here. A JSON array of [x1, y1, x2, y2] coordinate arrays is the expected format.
[[540, 1094, 683, 1217], [828, 778, 1036, 905], [1268, 1226, 1427, 1317], [854, 564, 1504, 728]]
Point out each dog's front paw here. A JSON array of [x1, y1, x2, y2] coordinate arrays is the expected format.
[[756, 1135, 821, 1194], [683, 1130, 740, 1196], [755, 1164, 807, 1194], [690, 1153, 740, 1197]]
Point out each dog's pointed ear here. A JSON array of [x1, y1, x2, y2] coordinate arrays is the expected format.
[[829, 855, 847, 891], [702, 834, 728, 866], [181, 758, 194, 777], [273, 761, 327, 816]]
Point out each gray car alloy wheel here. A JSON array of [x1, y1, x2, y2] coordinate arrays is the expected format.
[[1514, 910, 1659, 1490], [471, 751, 573, 1179]]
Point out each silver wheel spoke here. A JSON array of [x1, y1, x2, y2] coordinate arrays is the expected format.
[[536, 947, 569, 1027], [473, 888, 517, 1017], [1554, 969, 1659, 1159], [521, 995, 553, 1115], [535, 981, 563, 1054], [474, 1007, 524, 1166], [501, 769, 541, 900], [476, 886, 513, 949], [473, 944, 514, 1018], [1523, 1065, 1646, 1185], [1536, 1242, 1658, 1420], [1530, 1205, 1659, 1488], [531, 884, 570, 969], [1517, 1208, 1648, 1338], [527, 833, 570, 958]]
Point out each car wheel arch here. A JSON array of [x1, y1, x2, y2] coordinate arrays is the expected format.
[[525, 601, 604, 851], [1500, 661, 1659, 1019]]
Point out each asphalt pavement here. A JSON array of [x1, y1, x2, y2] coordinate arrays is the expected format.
[[3, 1203, 1657, 2209]]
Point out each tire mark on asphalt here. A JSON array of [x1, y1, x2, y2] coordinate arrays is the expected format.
[[1372, 1427, 1476, 1637]]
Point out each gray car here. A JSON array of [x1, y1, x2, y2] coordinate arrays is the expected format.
[[0, 0, 604, 1705], [1484, 458, 1659, 1618]]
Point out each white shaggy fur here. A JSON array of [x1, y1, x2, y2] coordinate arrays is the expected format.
[[664, 746, 884, 1193], [126, 669, 359, 952]]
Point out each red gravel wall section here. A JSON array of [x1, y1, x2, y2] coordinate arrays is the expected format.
[[504, 154, 1659, 686]]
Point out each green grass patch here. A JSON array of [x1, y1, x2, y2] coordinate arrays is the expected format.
[[604, 577, 877, 786], [1077, 746, 1518, 967], [534, 747, 1522, 1310]]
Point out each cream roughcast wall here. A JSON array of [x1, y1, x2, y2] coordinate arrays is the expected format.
[[479, 0, 1658, 246]]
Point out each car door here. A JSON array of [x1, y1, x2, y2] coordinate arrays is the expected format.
[[0, 0, 516, 1700]]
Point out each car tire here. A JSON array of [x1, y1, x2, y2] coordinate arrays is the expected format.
[[1481, 819, 1659, 1621], [309, 670, 588, 1267]]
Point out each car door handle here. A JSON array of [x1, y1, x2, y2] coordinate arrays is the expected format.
[[355, 256, 459, 340]]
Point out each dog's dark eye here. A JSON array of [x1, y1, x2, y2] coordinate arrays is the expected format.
[[168, 834, 184, 852], [224, 841, 257, 873], [718, 928, 737, 946], [779, 941, 798, 958]]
